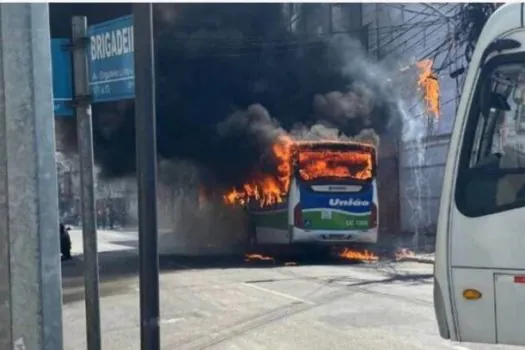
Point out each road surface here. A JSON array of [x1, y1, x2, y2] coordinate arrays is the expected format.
[[61, 230, 518, 350]]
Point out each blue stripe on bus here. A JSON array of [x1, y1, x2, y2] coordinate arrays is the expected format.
[[299, 185, 373, 214]]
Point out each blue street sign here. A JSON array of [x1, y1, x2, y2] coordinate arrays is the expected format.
[[51, 38, 74, 117], [87, 15, 135, 102]]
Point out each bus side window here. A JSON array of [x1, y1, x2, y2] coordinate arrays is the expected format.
[[456, 66, 525, 217]]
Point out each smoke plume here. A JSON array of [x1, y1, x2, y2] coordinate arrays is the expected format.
[[58, 4, 400, 193]]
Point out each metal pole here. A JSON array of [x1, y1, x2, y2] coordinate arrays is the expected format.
[[71, 16, 102, 350], [133, 4, 161, 350], [0, 4, 63, 350], [327, 3, 333, 35]]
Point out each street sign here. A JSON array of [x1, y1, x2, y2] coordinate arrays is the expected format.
[[87, 15, 135, 102], [51, 38, 73, 117]]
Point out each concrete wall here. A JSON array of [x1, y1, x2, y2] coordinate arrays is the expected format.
[[399, 134, 449, 234]]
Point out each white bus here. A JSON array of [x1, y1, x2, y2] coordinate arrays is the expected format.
[[246, 140, 379, 252], [434, 3, 525, 346]]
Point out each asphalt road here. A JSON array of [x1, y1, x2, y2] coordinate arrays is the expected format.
[[61, 230, 519, 350]]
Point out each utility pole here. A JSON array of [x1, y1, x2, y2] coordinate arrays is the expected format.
[[328, 3, 333, 35], [0, 3, 63, 350], [375, 3, 381, 60], [133, 4, 161, 350], [71, 16, 102, 350]]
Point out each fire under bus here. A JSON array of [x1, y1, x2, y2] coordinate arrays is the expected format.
[[245, 140, 379, 253]]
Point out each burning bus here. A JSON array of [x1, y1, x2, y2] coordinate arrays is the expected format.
[[224, 137, 379, 251]]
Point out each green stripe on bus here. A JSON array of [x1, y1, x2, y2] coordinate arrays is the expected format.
[[252, 210, 288, 230], [303, 210, 370, 230], [251, 209, 371, 230]]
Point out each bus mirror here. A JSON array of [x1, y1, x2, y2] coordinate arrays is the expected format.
[[490, 92, 511, 111]]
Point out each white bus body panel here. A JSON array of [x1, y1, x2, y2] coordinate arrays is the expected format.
[[255, 177, 379, 246], [435, 3, 525, 345]]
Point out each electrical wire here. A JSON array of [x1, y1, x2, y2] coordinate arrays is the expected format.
[[383, 3, 452, 18], [379, 21, 450, 60], [369, 6, 458, 58], [377, 3, 455, 45]]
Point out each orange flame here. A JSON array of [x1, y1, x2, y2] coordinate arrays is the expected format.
[[224, 138, 375, 208], [416, 59, 440, 118], [245, 253, 274, 262], [338, 248, 378, 263], [297, 149, 373, 182], [224, 135, 293, 207]]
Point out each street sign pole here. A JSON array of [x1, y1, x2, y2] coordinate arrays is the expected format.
[[71, 16, 102, 350], [133, 4, 161, 349], [0, 3, 63, 350]]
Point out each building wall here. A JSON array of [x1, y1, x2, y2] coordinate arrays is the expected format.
[[283, 3, 363, 38], [362, 3, 464, 234]]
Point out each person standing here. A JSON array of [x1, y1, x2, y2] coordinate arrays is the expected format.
[[60, 223, 72, 260]]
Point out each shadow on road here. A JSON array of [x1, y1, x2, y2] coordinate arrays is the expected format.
[[60, 244, 370, 304]]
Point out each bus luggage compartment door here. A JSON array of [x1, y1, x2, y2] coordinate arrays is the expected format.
[[494, 273, 525, 345]]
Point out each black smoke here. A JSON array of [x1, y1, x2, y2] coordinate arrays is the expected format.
[[56, 4, 399, 191]]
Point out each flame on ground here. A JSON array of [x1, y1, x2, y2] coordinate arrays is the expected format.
[[245, 253, 275, 262], [338, 248, 378, 263], [416, 59, 440, 118]]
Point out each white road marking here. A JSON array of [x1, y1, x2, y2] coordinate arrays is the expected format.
[[160, 317, 184, 325], [242, 282, 315, 305]]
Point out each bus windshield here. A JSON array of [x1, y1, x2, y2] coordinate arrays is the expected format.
[[294, 141, 376, 182]]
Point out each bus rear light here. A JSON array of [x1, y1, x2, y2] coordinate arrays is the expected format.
[[294, 203, 303, 228], [369, 203, 377, 228], [514, 276, 525, 284]]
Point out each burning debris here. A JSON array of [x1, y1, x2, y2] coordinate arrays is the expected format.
[[338, 248, 379, 263], [245, 253, 275, 262]]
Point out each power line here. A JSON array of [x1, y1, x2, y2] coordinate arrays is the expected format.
[[380, 21, 450, 60], [160, 18, 453, 51], [372, 19, 454, 57], [383, 3, 450, 18], [378, 3, 456, 45]]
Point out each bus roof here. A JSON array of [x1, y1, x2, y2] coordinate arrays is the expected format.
[[468, 3, 523, 67], [293, 140, 376, 151]]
